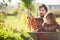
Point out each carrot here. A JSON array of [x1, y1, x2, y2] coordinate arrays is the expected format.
[[27, 16, 37, 31]]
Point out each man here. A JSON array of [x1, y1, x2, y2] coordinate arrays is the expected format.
[[27, 4, 48, 32], [36, 4, 48, 29], [38, 4, 48, 17]]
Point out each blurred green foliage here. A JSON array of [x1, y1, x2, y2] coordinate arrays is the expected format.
[[21, 0, 33, 9], [0, 9, 32, 40]]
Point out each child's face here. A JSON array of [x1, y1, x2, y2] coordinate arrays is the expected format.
[[43, 17, 47, 23], [43, 17, 51, 24]]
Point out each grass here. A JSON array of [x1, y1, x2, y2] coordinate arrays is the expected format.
[[56, 17, 60, 24], [5, 13, 29, 32], [50, 10, 60, 17]]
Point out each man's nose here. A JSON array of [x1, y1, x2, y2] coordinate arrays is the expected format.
[[40, 11, 43, 13]]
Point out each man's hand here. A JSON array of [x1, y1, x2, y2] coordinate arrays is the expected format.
[[26, 9, 31, 17]]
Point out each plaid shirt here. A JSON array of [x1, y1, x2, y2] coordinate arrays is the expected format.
[[37, 23, 60, 32], [35, 17, 43, 29]]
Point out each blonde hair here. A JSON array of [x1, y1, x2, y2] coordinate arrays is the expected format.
[[43, 13, 56, 24]]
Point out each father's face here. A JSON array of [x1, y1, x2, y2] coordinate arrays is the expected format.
[[38, 7, 47, 17]]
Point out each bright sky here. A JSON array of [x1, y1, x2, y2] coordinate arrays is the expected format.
[[0, 0, 19, 6], [0, 0, 60, 5], [8, 0, 19, 5], [35, 0, 60, 5]]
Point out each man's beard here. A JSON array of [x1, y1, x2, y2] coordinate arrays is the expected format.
[[39, 13, 44, 18], [40, 15, 44, 18]]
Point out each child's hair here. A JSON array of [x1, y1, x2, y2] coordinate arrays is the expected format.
[[43, 13, 56, 24]]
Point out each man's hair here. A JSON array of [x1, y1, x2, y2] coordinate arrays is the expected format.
[[38, 4, 48, 12]]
